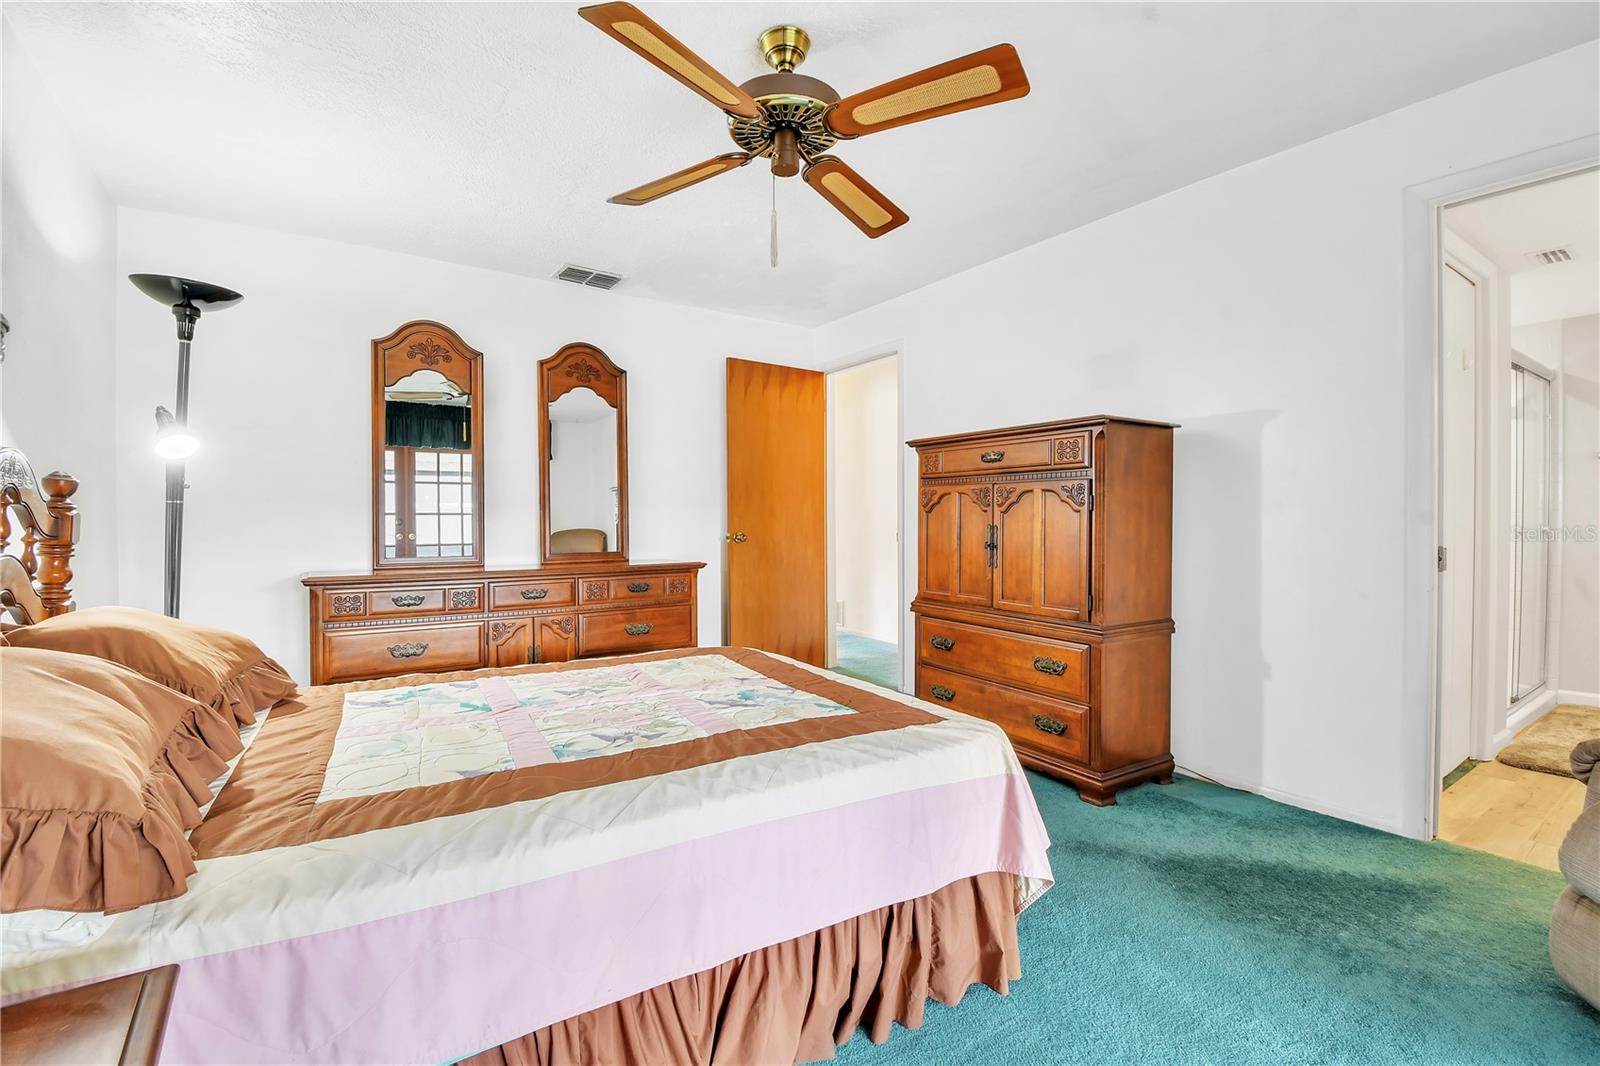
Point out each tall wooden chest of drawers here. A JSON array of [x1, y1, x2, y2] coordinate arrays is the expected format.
[[910, 417, 1175, 805], [303, 561, 703, 685]]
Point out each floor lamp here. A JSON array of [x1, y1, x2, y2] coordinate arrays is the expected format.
[[129, 274, 243, 618]]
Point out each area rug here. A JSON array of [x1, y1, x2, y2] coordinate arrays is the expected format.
[[1497, 704, 1600, 778], [838, 773, 1600, 1065]]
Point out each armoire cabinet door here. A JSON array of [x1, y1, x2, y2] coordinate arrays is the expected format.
[[993, 480, 1092, 621], [918, 484, 994, 607]]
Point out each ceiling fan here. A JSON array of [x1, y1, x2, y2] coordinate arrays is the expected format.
[[579, 2, 1029, 240]]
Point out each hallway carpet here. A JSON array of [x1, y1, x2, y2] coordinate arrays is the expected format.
[[834, 631, 900, 690], [839, 773, 1599, 1065]]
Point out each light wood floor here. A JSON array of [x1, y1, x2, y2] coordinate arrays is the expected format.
[[1438, 759, 1585, 870]]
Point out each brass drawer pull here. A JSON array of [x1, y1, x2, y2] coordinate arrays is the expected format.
[[626, 582, 651, 593], [930, 685, 956, 702], [388, 642, 429, 659], [929, 636, 955, 652], [390, 594, 424, 608], [624, 623, 653, 636], [521, 588, 550, 600], [1033, 714, 1067, 736], [1032, 655, 1067, 677], [980, 450, 1005, 463]]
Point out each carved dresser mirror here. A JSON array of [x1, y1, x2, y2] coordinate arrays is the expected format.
[[372, 321, 485, 568], [538, 343, 627, 563]]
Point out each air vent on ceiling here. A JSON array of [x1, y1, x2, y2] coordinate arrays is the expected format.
[[554, 264, 624, 290], [1526, 247, 1575, 266]]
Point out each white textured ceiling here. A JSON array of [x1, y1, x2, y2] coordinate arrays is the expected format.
[[6, 2, 1597, 326], [1446, 168, 1600, 325]]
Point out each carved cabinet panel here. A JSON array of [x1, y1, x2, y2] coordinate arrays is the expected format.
[[993, 481, 1091, 622], [534, 614, 577, 664], [918, 485, 994, 608]]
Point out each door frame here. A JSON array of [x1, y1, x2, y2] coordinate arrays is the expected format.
[[820, 344, 907, 687], [1409, 138, 1598, 841]]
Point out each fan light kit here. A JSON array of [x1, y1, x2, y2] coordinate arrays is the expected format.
[[580, 3, 1030, 250]]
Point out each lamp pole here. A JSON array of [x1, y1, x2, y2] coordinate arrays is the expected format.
[[128, 275, 243, 617]]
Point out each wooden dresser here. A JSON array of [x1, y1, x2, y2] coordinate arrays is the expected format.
[[303, 562, 703, 685], [910, 416, 1175, 805]]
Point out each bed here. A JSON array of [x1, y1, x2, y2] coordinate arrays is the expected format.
[[0, 447, 1054, 1064]]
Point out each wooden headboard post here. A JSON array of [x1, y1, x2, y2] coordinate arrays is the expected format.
[[0, 447, 80, 622]]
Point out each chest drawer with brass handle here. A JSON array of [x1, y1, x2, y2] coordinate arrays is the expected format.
[[390, 594, 425, 608], [367, 587, 446, 617], [917, 663, 1088, 763], [624, 622, 653, 636], [916, 618, 1088, 704], [522, 588, 549, 600]]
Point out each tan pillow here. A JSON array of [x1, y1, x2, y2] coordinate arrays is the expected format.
[[3, 606, 296, 728], [1, 647, 247, 912]]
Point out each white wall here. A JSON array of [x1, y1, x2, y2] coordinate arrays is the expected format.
[[114, 209, 811, 681], [815, 45, 1600, 836], [830, 356, 899, 644], [1557, 314, 1599, 704], [0, 29, 119, 606]]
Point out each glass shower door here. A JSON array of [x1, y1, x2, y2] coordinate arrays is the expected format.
[[1508, 362, 1553, 705]]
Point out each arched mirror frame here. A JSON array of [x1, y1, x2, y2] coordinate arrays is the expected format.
[[538, 342, 628, 564], [371, 320, 486, 570]]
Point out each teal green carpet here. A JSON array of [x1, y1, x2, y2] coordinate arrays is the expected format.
[[838, 774, 1599, 1065], [835, 631, 900, 690]]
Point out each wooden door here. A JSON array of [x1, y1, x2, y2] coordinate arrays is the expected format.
[[726, 358, 827, 665], [993, 480, 1091, 621], [917, 484, 994, 608]]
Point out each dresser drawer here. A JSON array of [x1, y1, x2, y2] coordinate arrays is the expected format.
[[938, 437, 1054, 474], [489, 578, 577, 610], [321, 622, 485, 683], [917, 617, 1089, 704], [580, 573, 693, 604], [365, 587, 447, 618], [919, 664, 1089, 763], [579, 605, 693, 656]]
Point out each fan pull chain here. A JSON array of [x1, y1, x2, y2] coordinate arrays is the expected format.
[[770, 171, 779, 269]]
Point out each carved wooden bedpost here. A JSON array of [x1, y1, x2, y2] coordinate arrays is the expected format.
[[38, 471, 79, 616]]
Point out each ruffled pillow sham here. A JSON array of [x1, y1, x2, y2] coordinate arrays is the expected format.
[[2, 605, 296, 729], [0, 647, 246, 913]]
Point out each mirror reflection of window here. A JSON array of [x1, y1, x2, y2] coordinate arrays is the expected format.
[[383, 369, 474, 560], [547, 385, 618, 554]]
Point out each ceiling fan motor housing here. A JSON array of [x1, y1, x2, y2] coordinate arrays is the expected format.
[[729, 71, 841, 166]]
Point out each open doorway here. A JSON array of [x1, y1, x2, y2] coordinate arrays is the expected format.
[[827, 354, 901, 690], [1434, 167, 1600, 869]]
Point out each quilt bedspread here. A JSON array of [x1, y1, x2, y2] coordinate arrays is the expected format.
[[1, 647, 1053, 1064]]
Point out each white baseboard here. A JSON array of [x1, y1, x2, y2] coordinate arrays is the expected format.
[[1488, 689, 1561, 755], [1173, 764, 1406, 837], [835, 626, 898, 645], [1557, 688, 1600, 708]]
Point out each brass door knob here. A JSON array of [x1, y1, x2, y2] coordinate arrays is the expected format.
[[727, 532, 748, 543]]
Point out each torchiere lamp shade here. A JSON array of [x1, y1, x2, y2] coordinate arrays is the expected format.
[[128, 275, 244, 314]]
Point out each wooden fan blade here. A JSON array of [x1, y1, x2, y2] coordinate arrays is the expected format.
[[803, 158, 909, 239], [827, 44, 1029, 138], [579, 3, 762, 119], [608, 153, 751, 205]]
